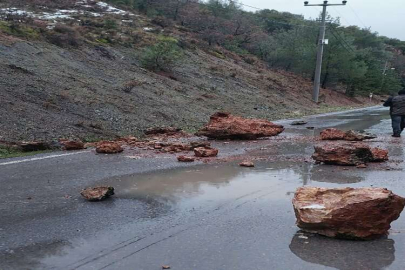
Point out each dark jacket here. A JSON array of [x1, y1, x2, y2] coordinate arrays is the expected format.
[[384, 94, 405, 116]]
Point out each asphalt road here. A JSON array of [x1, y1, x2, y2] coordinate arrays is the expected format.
[[1, 106, 405, 270]]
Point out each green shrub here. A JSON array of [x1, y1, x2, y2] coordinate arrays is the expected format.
[[47, 24, 82, 48], [140, 36, 183, 71], [104, 19, 118, 30]]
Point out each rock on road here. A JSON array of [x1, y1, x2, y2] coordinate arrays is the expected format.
[[1, 107, 405, 270]]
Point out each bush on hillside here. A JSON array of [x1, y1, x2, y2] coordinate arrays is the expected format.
[[46, 24, 82, 48], [140, 36, 183, 71]]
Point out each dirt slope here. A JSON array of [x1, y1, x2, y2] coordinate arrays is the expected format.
[[0, 2, 379, 142]]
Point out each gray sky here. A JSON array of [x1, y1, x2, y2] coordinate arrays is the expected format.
[[240, 0, 405, 41]]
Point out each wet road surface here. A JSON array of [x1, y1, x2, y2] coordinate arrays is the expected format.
[[1, 107, 405, 270]]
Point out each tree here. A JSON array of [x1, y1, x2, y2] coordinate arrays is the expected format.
[[140, 36, 183, 71]]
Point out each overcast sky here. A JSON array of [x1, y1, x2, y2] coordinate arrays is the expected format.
[[240, 0, 404, 41]]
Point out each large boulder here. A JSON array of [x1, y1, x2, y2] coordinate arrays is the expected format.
[[312, 142, 388, 165], [196, 112, 284, 140], [96, 141, 123, 154], [81, 186, 115, 201], [320, 128, 376, 141], [293, 187, 405, 239]]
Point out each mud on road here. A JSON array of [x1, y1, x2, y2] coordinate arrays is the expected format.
[[1, 107, 405, 270]]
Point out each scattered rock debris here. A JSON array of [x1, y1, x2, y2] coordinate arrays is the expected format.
[[293, 187, 405, 240], [80, 186, 115, 201], [196, 112, 284, 140]]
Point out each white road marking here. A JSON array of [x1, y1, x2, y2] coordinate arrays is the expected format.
[[0, 151, 91, 166]]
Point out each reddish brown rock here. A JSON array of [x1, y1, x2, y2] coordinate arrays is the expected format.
[[177, 156, 195, 162], [356, 164, 367, 168], [293, 187, 405, 239], [19, 141, 51, 152], [190, 141, 211, 149], [239, 161, 255, 167], [194, 147, 219, 157], [320, 128, 346, 140], [312, 142, 388, 165], [80, 186, 115, 201], [163, 143, 192, 153], [60, 140, 85, 150], [196, 112, 284, 140], [320, 128, 376, 141], [96, 141, 123, 154]]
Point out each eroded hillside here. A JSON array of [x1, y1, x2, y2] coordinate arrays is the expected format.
[[0, 1, 378, 142]]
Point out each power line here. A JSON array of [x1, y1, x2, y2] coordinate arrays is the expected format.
[[331, 6, 350, 26], [233, 1, 318, 29], [236, 1, 261, 10], [330, 26, 356, 53], [328, 28, 355, 55], [347, 2, 368, 29]]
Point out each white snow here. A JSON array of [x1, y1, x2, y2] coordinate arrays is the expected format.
[[302, 204, 326, 210], [0, 1, 134, 21], [96, 1, 127, 15]]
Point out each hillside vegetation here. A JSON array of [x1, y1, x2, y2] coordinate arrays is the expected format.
[[0, 0, 396, 142]]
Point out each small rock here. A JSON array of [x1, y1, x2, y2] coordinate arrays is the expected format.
[[162, 266, 171, 269], [80, 186, 115, 201], [356, 164, 367, 168], [194, 147, 218, 157], [96, 142, 123, 154], [190, 141, 211, 149], [19, 141, 51, 152], [239, 161, 255, 167], [60, 140, 85, 150], [291, 120, 308, 126], [177, 156, 195, 162], [306, 127, 315, 130]]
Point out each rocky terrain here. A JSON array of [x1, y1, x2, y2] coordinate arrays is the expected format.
[[0, 0, 380, 143]]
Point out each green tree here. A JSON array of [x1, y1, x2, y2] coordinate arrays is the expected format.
[[140, 36, 183, 71]]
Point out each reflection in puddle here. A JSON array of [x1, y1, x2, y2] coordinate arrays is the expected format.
[[109, 159, 368, 213], [111, 163, 302, 211], [290, 232, 395, 270], [0, 240, 69, 270]]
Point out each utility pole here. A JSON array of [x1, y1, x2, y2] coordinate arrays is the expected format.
[[380, 60, 395, 92], [304, 1, 347, 103]]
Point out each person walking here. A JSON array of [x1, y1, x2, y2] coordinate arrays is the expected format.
[[383, 89, 405, 137]]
